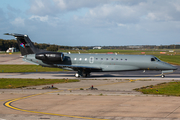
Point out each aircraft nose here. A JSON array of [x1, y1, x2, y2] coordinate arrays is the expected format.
[[162, 62, 178, 70], [166, 63, 177, 70], [172, 66, 178, 70]]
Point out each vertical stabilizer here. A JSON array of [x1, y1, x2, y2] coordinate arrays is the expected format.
[[4, 33, 43, 56]]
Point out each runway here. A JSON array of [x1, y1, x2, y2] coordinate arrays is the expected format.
[[1, 54, 180, 120]]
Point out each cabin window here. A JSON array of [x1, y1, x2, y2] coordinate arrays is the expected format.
[[106, 58, 108, 60], [125, 59, 127, 61], [74, 58, 77, 60], [96, 58, 98, 60], [151, 58, 155, 61], [85, 58, 87, 61], [101, 58, 103, 60], [121, 59, 123, 61], [79, 58, 82, 61], [116, 58, 118, 60]]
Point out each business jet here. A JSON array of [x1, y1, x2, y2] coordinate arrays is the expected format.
[[5, 33, 177, 78]]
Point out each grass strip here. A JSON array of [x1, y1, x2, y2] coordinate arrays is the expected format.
[[0, 65, 66, 73], [157, 55, 180, 65], [134, 82, 180, 96], [0, 78, 79, 89]]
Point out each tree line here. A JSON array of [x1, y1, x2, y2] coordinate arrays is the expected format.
[[0, 39, 19, 51], [102, 45, 180, 49], [0, 39, 88, 52], [1, 39, 180, 52]]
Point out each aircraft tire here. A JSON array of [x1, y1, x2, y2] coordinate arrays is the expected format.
[[87, 73, 90, 77], [161, 74, 165, 78], [75, 73, 80, 78], [82, 73, 90, 77], [82, 73, 87, 77]]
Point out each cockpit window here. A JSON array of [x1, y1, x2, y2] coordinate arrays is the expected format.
[[151, 58, 155, 61], [154, 57, 161, 61], [151, 57, 161, 62]]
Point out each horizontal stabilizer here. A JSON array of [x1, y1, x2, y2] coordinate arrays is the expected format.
[[4, 33, 26, 37]]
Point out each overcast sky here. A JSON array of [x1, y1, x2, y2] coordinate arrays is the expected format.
[[0, 0, 180, 46]]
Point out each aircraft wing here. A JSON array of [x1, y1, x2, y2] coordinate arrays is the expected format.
[[55, 64, 102, 70]]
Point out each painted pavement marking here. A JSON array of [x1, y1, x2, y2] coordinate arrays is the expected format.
[[3, 90, 109, 120], [3, 74, 162, 120]]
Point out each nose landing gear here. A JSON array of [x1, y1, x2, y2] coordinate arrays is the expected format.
[[161, 70, 174, 78]]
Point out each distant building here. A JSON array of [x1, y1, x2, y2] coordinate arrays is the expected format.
[[93, 47, 102, 49], [128, 45, 141, 49], [169, 50, 174, 52], [6, 47, 17, 53], [72, 48, 79, 50]]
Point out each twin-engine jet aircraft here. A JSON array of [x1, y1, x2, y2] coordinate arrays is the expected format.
[[5, 33, 177, 78]]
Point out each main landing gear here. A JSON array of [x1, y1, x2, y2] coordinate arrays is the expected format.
[[75, 73, 80, 78], [75, 70, 91, 78]]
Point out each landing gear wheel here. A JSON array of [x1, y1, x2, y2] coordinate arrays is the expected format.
[[82, 73, 91, 77], [75, 73, 80, 78], [161, 74, 165, 78], [75, 70, 91, 78], [82, 73, 87, 77], [87, 73, 90, 77]]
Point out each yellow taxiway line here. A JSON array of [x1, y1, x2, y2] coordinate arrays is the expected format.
[[3, 74, 163, 120], [0, 98, 14, 102], [4, 90, 109, 120]]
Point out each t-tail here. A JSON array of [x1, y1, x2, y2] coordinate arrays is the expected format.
[[4, 33, 44, 56]]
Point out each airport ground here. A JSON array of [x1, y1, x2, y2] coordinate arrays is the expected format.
[[0, 54, 180, 120]]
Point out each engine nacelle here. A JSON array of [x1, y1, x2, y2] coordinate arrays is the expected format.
[[35, 52, 64, 61]]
